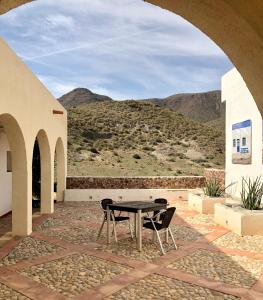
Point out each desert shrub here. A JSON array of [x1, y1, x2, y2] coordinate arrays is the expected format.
[[178, 153, 187, 159], [192, 158, 207, 164], [241, 177, 263, 210], [90, 147, 99, 154], [175, 169, 183, 175], [142, 146, 154, 151], [168, 158, 176, 162], [76, 146, 85, 152], [133, 154, 141, 159]]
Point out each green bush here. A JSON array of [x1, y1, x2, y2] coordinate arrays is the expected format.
[[241, 177, 263, 210]]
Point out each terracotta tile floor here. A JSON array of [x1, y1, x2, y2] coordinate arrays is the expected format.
[[0, 201, 263, 299]]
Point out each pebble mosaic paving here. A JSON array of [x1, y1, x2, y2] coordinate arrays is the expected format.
[[106, 274, 240, 300], [0, 283, 30, 300], [168, 248, 263, 288], [20, 254, 131, 298], [0, 200, 262, 299], [0, 236, 62, 266]]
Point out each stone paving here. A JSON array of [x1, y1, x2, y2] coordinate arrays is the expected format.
[[20, 254, 131, 298], [168, 249, 263, 288], [106, 274, 240, 300], [0, 236, 62, 267], [0, 283, 30, 300], [0, 200, 263, 299]]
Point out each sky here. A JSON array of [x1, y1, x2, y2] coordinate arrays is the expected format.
[[0, 0, 233, 99]]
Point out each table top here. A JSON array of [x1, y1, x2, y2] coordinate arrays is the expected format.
[[108, 201, 167, 213]]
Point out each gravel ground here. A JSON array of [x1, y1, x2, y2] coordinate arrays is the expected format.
[[213, 232, 263, 253], [97, 237, 177, 262], [33, 217, 66, 231], [170, 224, 212, 241], [168, 249, 263, 288], [185, 214, 216, 226], [43, 226, 100, 245], [106, 274, 240, 300], [0, 237, 62, 266], [20, 253, 131, 298], [0, 283, 30, 300]]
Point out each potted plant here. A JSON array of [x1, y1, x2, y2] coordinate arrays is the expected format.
[[188, 178, 229, 214], [214, 176, 263, 235]]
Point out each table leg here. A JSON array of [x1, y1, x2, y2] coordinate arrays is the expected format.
[[107, 207, 110, 244], [134, 213, 137, 237], [137, 209, 142, 251]]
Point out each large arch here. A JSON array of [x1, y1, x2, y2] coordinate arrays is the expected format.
[[0, 113, 30, 236], [54, 137, 66, 202], [1, 0, 263, 113], [146, 0, 263, 114], [34, 129, 54, 214]]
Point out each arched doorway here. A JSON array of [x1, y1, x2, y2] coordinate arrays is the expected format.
[[0, 114, 30, 236], [54, 137, 66, 202], [33, 130, 54, 214]]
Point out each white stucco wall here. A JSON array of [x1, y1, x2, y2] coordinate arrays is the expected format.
[[0, 130, 12, 216], [222, 68, 263, 198], [65, 189, 189, 203]]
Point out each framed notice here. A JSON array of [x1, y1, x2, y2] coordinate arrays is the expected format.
[[232, 119, 252, 164]]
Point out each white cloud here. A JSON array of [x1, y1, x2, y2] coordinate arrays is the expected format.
[[0, 0, 232, 99], [45, 14, 75, 30]]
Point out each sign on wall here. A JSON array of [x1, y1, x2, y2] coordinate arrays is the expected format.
[[232, 119, 252, 164]]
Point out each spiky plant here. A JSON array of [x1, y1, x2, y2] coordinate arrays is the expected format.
[[203, 178, 225, 197], [241, 177, 263, 210]]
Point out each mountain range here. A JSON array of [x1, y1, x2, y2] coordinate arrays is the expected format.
[[58, 88, 224, 124], [58, 88, 225, 177]]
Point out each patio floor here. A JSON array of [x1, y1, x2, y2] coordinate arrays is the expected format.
[[0, 201, 263, 299]]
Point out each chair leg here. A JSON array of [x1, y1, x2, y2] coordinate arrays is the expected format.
[[168, 227, 177, 250], [165, 229, 169, 243], [156, 230, 165, 255], [152, 231, 156, 242], [97, 217, 106, 240]]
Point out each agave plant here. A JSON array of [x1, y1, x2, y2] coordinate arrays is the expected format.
[[203, 178, 226, 197], [241, 177, 263, 210], [203, 178, 234, 197]]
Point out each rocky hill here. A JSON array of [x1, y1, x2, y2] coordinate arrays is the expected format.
[[140, 90, 224, 123], [58, 88, 113, 107], [62, 97, 225, 177]]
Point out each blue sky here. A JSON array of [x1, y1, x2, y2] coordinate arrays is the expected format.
[[0, 0, 233, 99]]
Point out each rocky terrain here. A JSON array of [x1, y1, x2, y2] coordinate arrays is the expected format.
[[59, 89, 225, 176]]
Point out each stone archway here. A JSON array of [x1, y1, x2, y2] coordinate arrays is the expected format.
[[2, 0, 263, 113], [54, 137, 66, 202], [35, 129, 54, 214], [0, 113, 30, 236]]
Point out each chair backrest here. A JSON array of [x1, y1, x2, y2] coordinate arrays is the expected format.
[[161, 207, 176, 229], [154, 198, 168, 204], [101, 198, 113, 211]]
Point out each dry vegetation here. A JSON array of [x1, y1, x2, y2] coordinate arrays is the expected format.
[[67, 100, 224, 176]]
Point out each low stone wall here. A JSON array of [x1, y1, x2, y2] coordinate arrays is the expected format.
[[204, 169, 225, 187], [66, 176, 206, 190], [65, 189, 189, 202]]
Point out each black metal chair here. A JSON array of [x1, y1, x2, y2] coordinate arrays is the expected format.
[[97, 198, 133, 242], [143, 207, 177, 255], [144, 198, 168, 222]]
